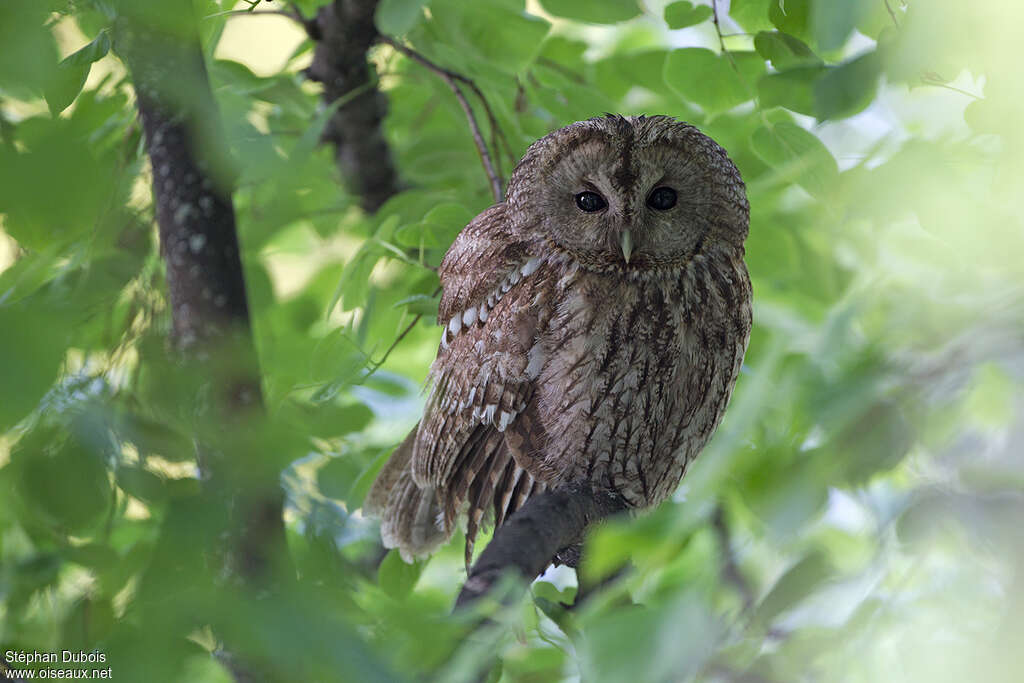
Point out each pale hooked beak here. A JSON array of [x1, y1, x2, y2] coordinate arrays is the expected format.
[[620, 229, 633, 264]]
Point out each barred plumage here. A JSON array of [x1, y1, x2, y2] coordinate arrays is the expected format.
[[365, 115, 752, 566]]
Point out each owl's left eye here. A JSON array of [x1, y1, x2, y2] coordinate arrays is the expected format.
[[647, 186, 677, 211], [574, 191, 607, 213]]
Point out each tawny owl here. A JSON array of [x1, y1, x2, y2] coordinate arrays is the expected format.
[[365, 114, 751, 566]]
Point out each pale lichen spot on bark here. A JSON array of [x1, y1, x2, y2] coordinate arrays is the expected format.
[[189, 233, 206, 253], [174, 204, 196, 226]]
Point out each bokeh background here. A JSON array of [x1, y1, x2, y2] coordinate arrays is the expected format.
[[1, 0, 1022, 681]]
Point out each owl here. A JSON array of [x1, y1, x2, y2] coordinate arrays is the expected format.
[[365, 115, 752, 567]]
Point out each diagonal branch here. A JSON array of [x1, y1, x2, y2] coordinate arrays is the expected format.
[[711, 503, 755, 613], [378, 36, 508, 203], [306, 0, 402, 213], [455, 484, 627, 609]]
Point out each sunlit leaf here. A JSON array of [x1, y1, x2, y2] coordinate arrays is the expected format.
[[812, 0, 868, 52], [45, 31, 111, 115], [768, 0, 811, 44], [0, 306, 71, 431], [814, 50, 881, 120], [378, 550, 425, 597], [664, 48, 764, 116], [13, 425, 112, 535], [750, 121, 838, 197], [538, 0, 642, 25], [753, 30, 820, 69], [663, 1, 713, 30], [375, 0, 428, 35], [758, 65, 827, 116]]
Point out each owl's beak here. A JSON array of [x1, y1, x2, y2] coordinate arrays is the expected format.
[[620, 229, 634, 264]]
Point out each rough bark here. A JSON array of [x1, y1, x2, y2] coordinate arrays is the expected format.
[[455, 484, 628, 609], [307, 0, 401, 212], [114, 0, 286, 643]]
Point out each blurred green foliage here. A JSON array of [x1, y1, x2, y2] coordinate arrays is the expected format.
[[2, 0, 1023, 681]]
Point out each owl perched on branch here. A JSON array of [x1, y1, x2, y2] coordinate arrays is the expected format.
[[365, 115, 751, 566]]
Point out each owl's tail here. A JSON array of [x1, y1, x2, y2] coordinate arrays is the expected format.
[[363, 426, 449, 562]]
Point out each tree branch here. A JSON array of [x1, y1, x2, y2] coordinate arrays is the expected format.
[[883, 0, 901, 29], [711, 504, 754, 614], [306, 0, 402, 213], [114, 6, 290, 680], [378, 36, 508, 203], [455, 484, 627, 609]]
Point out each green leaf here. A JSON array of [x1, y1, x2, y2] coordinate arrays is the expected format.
[[282, 400, 374, 440], [753, 30, 820, 69], [210, 59, 267, 94], [116, 465, 169, 504], [117, 412, 196, 462], [330, 216, 398, 314], [813, 0, 868, 52], [427, 0, 551, 74], [378, 549, 425, 598], [768, 0, 811, 44], [758, 65, 827, 116], [814, 50, 881, 120], [594, 50, 671, 102], [45, 64, 89, 116], [0, 0, 59, 99], [14, 426, 112, 535], [0, 249, 63, 305], [317, 453, 365, 501], [44, 32, 110, 115], [0, 306, 70, 431], [750, 121, 838, 198], [65, 31, 112, 67], [664, 48, 765, 116], [663, 1, 713, 29], [394, 293, 441, 316], [729, 0, 774, 32], [348, 447, 394, 510], [0, 119, 117, 250], [964, 363, 1015, 429], [538, 0, 642, 25], [395, 202, 472, 248], [10, 554, 62, 606], [64, 543, 120, 572], [579, 593, 720, 683], [375, 0, 427, 35], [753, 552, 835, 628], [833, 401, 913, 483]]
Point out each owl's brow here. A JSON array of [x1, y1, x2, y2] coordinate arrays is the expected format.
[[541, 129, 612, 175]]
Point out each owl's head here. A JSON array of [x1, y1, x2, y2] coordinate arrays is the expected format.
[[507, 115, 748, 274]]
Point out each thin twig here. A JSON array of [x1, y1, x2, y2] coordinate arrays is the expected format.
[[364, 313, 424, 375], [205, 9, 297, 20], [883, 0, 901, 29], [451, 83, 503, 202], [711, 504, 755, 614], [536, 57, 586, 84], [711, 0, 727, 53], [364, 285, 442, 377], [378, 36, 506, 202], [920, 74, 983, 100]]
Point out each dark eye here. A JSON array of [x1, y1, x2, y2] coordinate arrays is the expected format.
[[574, 191, 607, 213], [647, 186, 677, 211]]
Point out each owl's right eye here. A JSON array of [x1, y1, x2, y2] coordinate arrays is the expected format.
[[574, 191, 607, 213]]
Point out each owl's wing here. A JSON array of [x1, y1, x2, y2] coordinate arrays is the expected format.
[[412, 203, 549, 561]]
